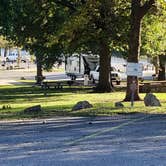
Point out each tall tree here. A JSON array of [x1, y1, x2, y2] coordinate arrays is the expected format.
[[124, 0, 156, 101], [50, 0, 130, 92]]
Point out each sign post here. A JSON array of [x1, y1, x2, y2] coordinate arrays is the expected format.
[[130, 78, 137, 107]]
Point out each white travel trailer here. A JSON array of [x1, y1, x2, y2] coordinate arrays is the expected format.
[[65, 54, 99, 79]]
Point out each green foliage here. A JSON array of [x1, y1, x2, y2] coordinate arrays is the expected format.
[[0, 0, 71, 69], [0, 0, 165, 61], [1, 0, 165, 89], [142, 6, 166, 57], [0, 36, 10, 47], [49, 0, 130, 55]]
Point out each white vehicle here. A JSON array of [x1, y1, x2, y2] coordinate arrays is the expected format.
[[20, 50, 31, 63], [2, 48, 31, 63], [65, 54, 99, 80], [90, 65, 121, 85], [6, 51, 18, 62]]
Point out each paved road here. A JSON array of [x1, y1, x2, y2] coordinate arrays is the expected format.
[[0, 68, 69, 85], [0, 114, 166, 166], [0, 69, 68, 80], [0, 62, 68, 83]]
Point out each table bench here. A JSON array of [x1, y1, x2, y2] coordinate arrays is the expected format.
[[41, 80, 74, 89], [139, 81, 166, 93]]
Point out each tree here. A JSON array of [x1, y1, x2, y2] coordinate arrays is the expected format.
[[124, 0, 156, 101], [141, 7, 166, 80], [0, 0, 69, 84], [50, 1, 130, 92], [0, 1, 130, 90], [1, 0, 164, 91]]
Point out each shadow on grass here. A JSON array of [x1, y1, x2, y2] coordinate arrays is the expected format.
[[0, 85, 94, 103]]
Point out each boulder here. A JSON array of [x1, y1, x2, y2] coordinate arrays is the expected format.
[[20, 77, 26, 80], [115, 102, 124, 108], [144, 93, 161, 106], [24, 105, 42, 114], [72, 101, 93, 111]]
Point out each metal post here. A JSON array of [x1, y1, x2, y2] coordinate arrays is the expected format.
[[130, 77, 137, 107], [131, 91, 134, 107]]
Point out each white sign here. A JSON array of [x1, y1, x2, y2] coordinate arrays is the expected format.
[[126, 63, 143, 77]]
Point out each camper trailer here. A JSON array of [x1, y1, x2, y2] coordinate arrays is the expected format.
[[65, 54, 99, 80]]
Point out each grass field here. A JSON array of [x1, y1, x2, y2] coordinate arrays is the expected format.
[[0, 84, 166, 120]]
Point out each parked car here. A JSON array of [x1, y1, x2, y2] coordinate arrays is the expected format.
[[90, 65, 121, 85]]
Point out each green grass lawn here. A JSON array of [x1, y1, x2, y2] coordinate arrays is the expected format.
[[0, 85, 166, 120]]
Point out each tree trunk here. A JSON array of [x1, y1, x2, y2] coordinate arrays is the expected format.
[[4, 47, 7, 57], [158, 55, 166, 80], [152, 56, 159, 75], [124, 0, 155, 101], [124, 3, 142, 101], [95, 39, 113, 92], [36, 56, 43, 84]]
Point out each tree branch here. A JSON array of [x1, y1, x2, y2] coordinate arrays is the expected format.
[[54, 0, 76, 11], [140, 0, 155, 18], [54, 0, 87, 11]]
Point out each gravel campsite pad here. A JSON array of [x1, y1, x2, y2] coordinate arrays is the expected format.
[[0, 114, 166, 166]]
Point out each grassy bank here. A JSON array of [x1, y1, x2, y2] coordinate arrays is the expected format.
[[0, 85, 166, 120]]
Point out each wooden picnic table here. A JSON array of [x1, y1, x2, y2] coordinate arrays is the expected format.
[[41, 80, 74, 89], [139, 80, 166, 93]]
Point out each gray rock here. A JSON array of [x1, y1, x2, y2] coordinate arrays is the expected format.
[[72, 101, 93, 111], [144, 93, 161, 106], [20, 77, 26, 80], [115, 102, 124, 108], [24, 105, 42, 114]]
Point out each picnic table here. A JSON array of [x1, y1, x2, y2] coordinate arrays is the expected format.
[[139, 80, 166, 93], [41, 80, 74, 89]]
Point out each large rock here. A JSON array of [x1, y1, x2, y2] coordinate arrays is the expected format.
[[144, 93, 161, 106], [72, 101, 93, 111], [24, 105, 42, 114]]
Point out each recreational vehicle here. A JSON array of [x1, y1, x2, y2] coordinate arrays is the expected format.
[[65, 54, 99, 80]]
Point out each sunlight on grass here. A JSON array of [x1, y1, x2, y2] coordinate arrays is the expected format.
[[0, 85, 166, 120]]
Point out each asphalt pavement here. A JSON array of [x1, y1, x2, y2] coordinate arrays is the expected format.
[[0, 114, 166, 166], [0, 63, 69, 85], [0, 61, 155, 85]]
